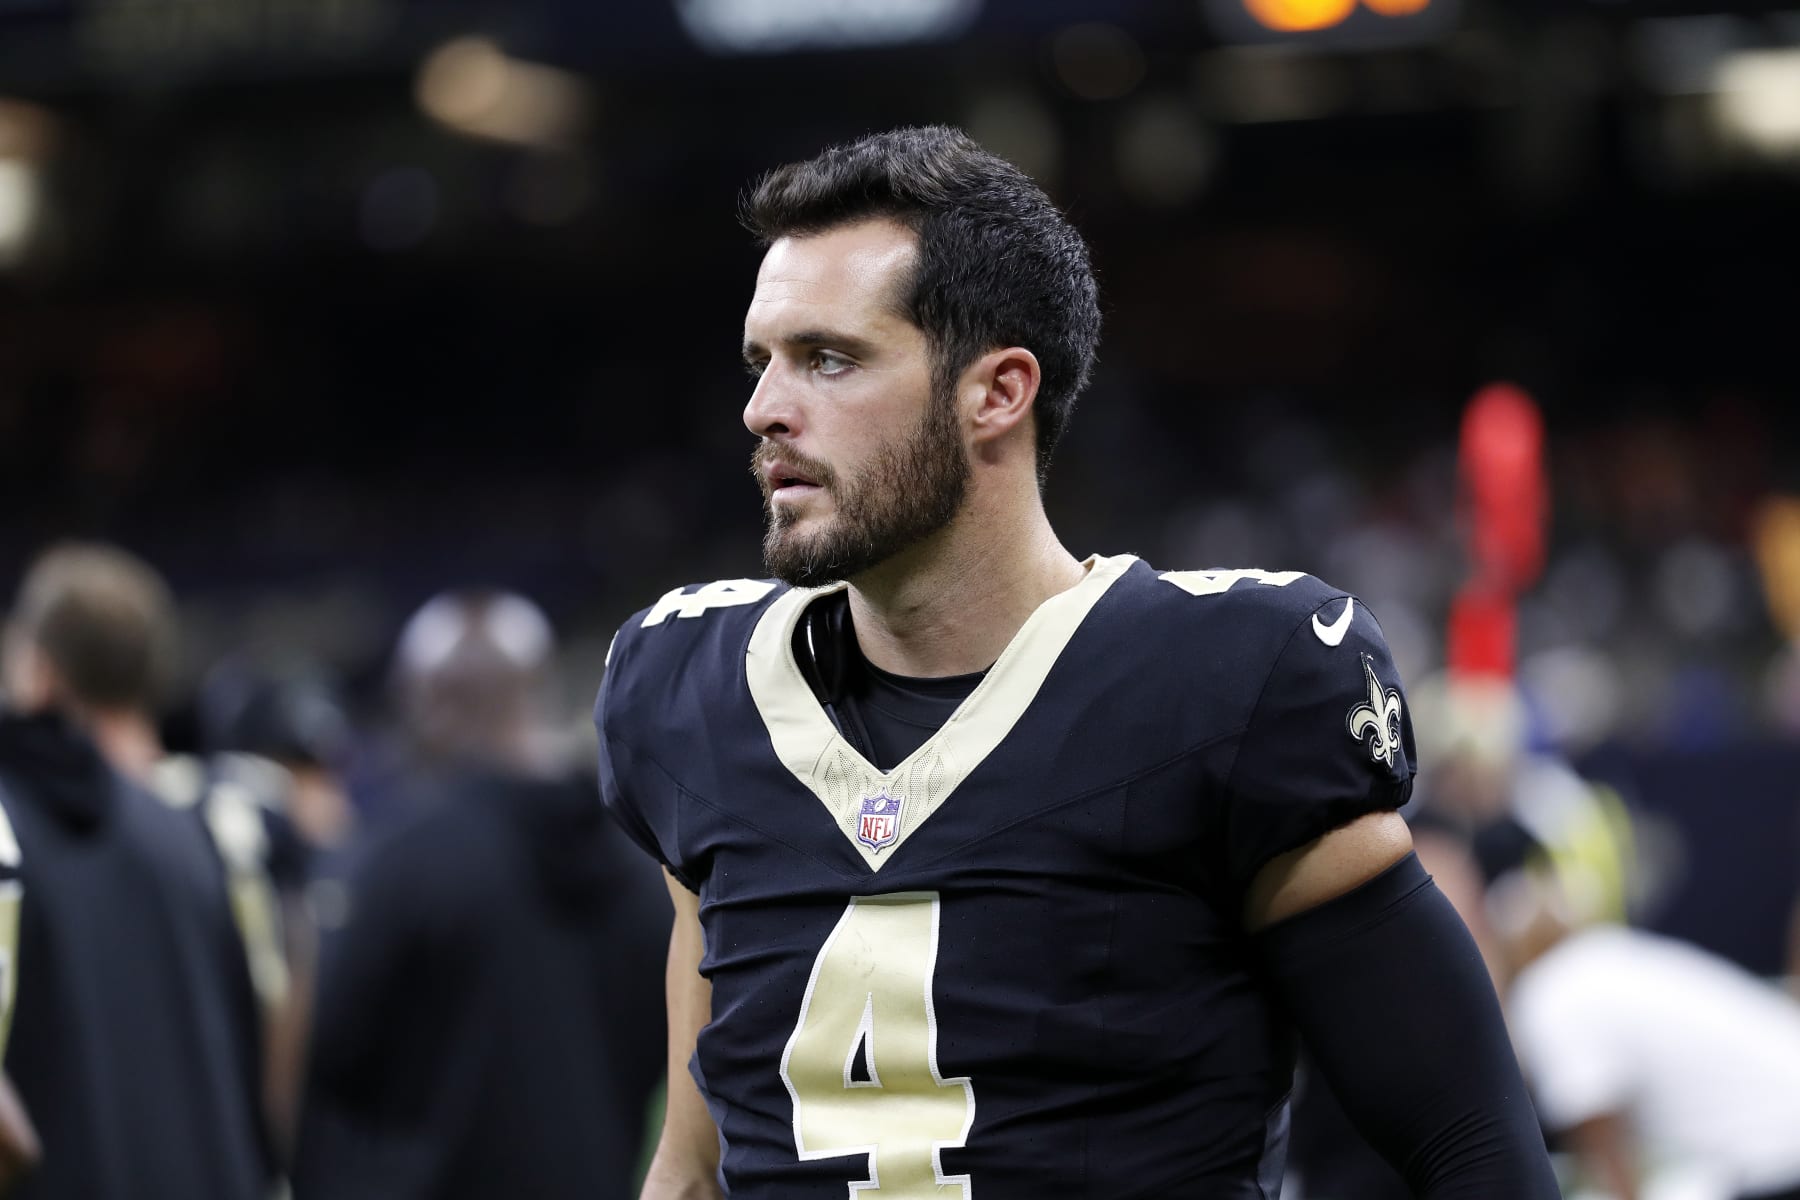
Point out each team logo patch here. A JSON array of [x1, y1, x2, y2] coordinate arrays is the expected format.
[[1346, 652, 1405, 770], [856, 792, 903, 854]]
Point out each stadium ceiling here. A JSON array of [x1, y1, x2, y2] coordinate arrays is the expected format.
[[0, 0, 1798, 92]]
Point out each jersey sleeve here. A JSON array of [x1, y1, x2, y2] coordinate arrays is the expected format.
[[593, 624, 694, 890], [1222, 595, 1416, 892]]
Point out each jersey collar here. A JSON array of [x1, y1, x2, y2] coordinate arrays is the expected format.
[[745, 553, 1136, 872]]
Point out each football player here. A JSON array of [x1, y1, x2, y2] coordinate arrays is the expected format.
[[0, 542, 271, 1197], [595, 126, 1559, 1198]]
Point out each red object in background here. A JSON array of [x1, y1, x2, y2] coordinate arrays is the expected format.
[[1447, 588, 1517, 680], [1460, 383, 1547, 594], [1449, 383, 1547, 680]]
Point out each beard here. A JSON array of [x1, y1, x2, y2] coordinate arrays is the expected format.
[[752, 385, 970, 589]]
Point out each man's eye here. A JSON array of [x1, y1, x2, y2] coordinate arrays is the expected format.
[[744, 360, 768, 381], [811, 351, 852, 376]]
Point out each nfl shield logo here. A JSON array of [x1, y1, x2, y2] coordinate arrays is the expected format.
[[857, 792, 902, 854]]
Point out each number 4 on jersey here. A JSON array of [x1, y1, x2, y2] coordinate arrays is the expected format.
[[780, 893, 974, 1198], [641, 579, 777, 627], [1158, 568, 1304, 597]]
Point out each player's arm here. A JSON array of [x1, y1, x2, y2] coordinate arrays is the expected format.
[[639, 868, 722, 1200], [1410, 827, 1507, 988], [596, 625, 722, 1197], [1250, 826, 1559, 1198], [1224, 593, 1555, 1197], [1243, 809, 1412, 930]]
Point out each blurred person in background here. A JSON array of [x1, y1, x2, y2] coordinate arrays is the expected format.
[[186, 664, 357, 1155], [199, 664, 355, 858], [597, 126, 1556, 1198], [0, 541, 273, 1198], [2, 540, 307, 1164], [1496, 865, 1800, 1200], [294, 589, 667, 1200]]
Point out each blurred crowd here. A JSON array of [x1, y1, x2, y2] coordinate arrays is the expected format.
[[1, 4, 1799, 1197], [0, 540, 669, 1200]]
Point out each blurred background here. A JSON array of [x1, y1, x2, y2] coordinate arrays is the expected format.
[[2, 0, 1799, 1196]]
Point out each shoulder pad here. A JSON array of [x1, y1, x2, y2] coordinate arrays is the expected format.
[[635, 578, 783, 629], [1144, 566, 1351, 644], [1154, 566, 1342, 612], [606, 578, 788, 691], [595, 577, 791, 878]]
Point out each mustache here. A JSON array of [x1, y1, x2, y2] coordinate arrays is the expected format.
[[750, 442, 837, 493]]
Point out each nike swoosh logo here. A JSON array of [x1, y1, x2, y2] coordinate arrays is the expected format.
[[1312, 597, 1355, 647]]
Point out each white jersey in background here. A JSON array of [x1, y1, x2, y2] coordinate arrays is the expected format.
[[1510, 924, 1800, 1198]]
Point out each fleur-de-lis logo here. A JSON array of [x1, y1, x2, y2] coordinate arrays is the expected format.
[[1346, 652, 1404, 770]]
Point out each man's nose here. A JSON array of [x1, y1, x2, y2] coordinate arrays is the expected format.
[[742, 364, 798, 440]]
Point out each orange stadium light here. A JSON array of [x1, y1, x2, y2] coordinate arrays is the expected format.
[[1362, 0, 1433, 15], [1242, 0, 1433, 33], [1242, 0, 1356, 33]]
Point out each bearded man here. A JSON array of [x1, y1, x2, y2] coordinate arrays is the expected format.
[[595, 126, 1559, 1199]]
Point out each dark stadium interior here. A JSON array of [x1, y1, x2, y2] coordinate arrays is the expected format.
[[3, 2, 1800, 1195]]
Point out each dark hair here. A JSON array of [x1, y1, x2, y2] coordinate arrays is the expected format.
[[12, 541, 179, 714], [742, 126, 1101, 484]]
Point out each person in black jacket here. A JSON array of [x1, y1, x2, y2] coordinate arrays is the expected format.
[[294, 590, 668, 1200], [0, 542, 271, 1199]]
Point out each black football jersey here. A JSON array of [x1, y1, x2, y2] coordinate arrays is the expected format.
[[596, 555, 1416, 1199]]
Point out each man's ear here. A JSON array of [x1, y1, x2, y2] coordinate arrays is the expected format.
[[964, 346, 1041, 450]]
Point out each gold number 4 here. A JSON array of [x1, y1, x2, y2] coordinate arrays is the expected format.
[[1158, 568, 1305, 597], [640, 578, 777, 627], [779, 892, 975, 1197]]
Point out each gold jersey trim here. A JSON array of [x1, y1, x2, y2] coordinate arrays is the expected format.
[[745, 554, 1136, 872]]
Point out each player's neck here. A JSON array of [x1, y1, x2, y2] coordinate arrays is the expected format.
[[845, 500, 1085, 679]]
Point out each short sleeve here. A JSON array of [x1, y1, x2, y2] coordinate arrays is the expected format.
[[594, 626, 708, 900], [593, 633, 668, 871], [1222, 595, 1416, 892]]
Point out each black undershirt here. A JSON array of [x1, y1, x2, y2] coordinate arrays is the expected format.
[[793, 592, 985, 772], [841, 658, 984, 771]]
